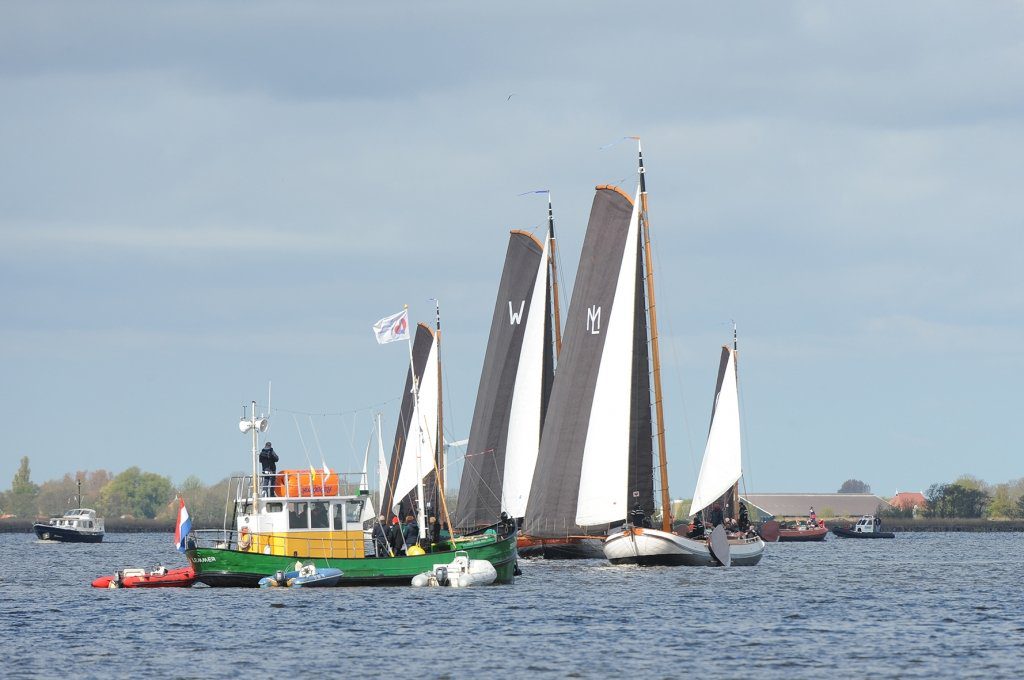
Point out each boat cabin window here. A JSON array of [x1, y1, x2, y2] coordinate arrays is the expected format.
[[310, 501, 330, 529], [332, 504, 345, 530], [288, 502, 308, 529], [265, 502, 283, 513], [236, 502, 253, 515], [345, 500, 364, 525], [84, 521, 92, 528]]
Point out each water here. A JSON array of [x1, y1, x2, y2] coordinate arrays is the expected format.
[[2, 532, 1022, 678]]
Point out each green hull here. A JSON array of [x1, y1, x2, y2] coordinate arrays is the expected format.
[[187, 533, 518, 587]]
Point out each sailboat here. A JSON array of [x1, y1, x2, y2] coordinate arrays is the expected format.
[[184, 316, 518, 586], [522, 151, 657, 560], [455, 206, 558, 535], [600, 146, 764, 568]]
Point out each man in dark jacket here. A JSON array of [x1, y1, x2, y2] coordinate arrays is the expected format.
[[259, 442, 279, 497], [403, 515, 419, 548], [371, 515, 390, 557], [388, 516, 405, 556], [738, 502, 751, 532]]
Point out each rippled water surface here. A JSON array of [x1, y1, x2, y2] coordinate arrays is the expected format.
[[3, 532, 1023, 678]]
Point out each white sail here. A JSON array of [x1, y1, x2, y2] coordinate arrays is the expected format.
[[688, 348, 742, 516], [502, 235, 551, 518], [575, 188, 642, 526], [390, 336, 439, 512]]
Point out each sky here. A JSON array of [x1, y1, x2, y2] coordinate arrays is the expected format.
[[2, 1, 1022, 501]]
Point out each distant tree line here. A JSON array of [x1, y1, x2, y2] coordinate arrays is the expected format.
[[0, 456, 237, 526]]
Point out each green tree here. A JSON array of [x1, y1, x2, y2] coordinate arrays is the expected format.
[[925, 482, 990, 518], [176, 475, 233, 527], [1015, 494, 1024, 520], [100, 467, 175, 519], [838, 479, 871, 494], [987, 484, 1015, 519], [7, 456, 39, 518]]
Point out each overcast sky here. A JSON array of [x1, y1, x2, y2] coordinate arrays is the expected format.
[[3, 1, 1022, 502]]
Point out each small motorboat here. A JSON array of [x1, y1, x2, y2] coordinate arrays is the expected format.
[[92, 566, 196, 588], [258, 563, 343, 588], [35, 508, 105, 543], [411, 551, 497, 587], [776, 520, 828, 542], [831, 515, 895, 539]]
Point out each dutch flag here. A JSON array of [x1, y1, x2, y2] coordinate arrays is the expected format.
[[174, 497, 192, 553]]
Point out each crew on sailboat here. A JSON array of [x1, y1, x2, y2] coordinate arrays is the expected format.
[[686, 513, 706, 539], [630, 504, 652, 529], [738, 502, 751, 532]]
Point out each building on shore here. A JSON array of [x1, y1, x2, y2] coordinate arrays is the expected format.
[[741, 493, 891, 520], [889, 491, 927, 516]]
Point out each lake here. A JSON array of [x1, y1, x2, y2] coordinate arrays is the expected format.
[[2, 532, 1022, 678]]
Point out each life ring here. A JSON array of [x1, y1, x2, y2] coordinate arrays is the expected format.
[[238, 527, 252, 551]]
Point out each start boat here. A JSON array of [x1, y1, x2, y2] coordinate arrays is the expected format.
[[832, 515, 895, 539], [186, 323, 518, 587]]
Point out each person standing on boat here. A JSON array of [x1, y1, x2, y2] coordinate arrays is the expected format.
[[259, 442, 279, 497], [372, 515, 390, 557], [388, 516, 406, 556], [403, 514, 419, 548], [738, 502, 751, 532], [709, 503, 724, 528], [808, 506, 817, 526]]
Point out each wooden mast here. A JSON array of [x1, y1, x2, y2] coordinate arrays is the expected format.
[[637, 141, 673, 533], [730, 321, 739, 519], [547, 194, 563, 357]]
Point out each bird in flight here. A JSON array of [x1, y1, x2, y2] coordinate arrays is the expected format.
[[506, 93, 516, 101]]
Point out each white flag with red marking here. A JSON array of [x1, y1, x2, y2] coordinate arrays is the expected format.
[[372, 309, 410, 344]]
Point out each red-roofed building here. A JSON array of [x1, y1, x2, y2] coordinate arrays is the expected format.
[[890, 491, 927, 515]]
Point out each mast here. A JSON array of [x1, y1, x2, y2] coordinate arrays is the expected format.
[[729, 321, 739, 518], [547, 194, 563, 357], [77, 477, 82, 508], [431, 298, 457, 538], [249, 401, 260, 515], [637, 141, 672, 533], [432, 298, 443, 528]]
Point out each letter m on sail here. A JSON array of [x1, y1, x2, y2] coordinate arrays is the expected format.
[[508, 300, 525, 325], [586, 305, 601, 335]]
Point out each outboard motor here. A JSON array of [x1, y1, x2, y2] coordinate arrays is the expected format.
[[434, 565, 449, 586], [274, 570, 286, 586]]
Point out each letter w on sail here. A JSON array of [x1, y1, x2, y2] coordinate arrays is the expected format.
[[508, 300, 526, 325], [586, 305, 601, 335]]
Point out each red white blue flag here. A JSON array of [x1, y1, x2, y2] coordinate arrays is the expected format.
[[174, 497, 192, 553], [372, 309, 410, 345]]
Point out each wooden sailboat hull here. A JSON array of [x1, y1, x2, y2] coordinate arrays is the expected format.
[[603, 527, 765, 567], [187, 533, 517, 587], [777, 526, 828, 542], [516, 534, 606, 560]]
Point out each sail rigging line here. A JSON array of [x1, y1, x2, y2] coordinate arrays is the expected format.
[[307, 415, 330, 473], [517, 189, 563, 357], [270, 395, 401, 418]]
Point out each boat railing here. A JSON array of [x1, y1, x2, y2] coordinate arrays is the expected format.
[[229, 473, 369, 501], [190, 528, 371, 558]]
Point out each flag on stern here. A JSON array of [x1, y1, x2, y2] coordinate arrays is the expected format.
[[174, 497, 192, 553], [372, 309, 410, 344]]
